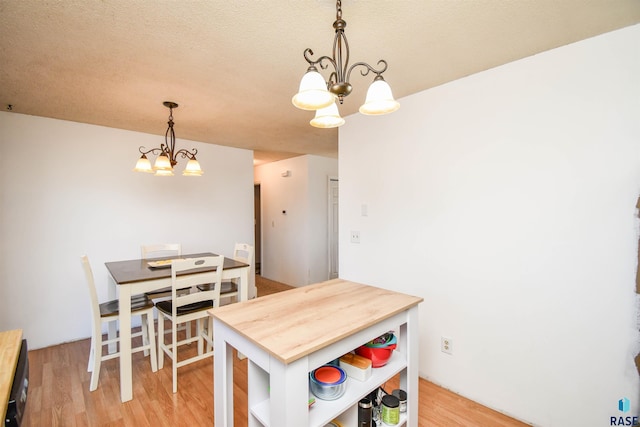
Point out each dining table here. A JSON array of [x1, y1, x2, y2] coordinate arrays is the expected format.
[[105, 251, 251, 402]]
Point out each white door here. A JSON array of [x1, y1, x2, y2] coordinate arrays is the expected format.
[[328, 177, 339, 279]]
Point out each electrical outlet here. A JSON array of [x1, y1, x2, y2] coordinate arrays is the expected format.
[[441, 336, 453, 355], [350, 230, 360, 243]]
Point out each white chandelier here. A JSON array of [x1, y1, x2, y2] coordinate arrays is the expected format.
[[292, 0, 400, 128]]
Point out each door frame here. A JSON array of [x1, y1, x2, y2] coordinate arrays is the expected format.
[[327, 176, 339, 279]]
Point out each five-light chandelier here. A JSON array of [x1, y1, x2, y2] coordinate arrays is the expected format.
[[292, 0, 400, 128], [133, 101, 203, 176]]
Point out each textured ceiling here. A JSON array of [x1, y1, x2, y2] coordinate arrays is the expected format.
[[1, 0, 639, 165]]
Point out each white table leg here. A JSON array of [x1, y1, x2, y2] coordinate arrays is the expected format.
[[249, 263, 256, 299], [214, 320, 235, 427], [237, 266, 250, 360], [239, 266, 249, 301], [404, 306, 419, 427], [119, 284, 133, 402], [269, 357, 308, 426], [107, 275, 118, 354]]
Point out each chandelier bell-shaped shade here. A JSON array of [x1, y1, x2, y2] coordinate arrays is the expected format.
[[153, 153, 173, 171], [292, 68, 335, 111], [359, 77, 400, 115], [133, 154, 154, 173], [154, 169, 175, 177], [182, 158, 204, 176], [310, 102, 345, 128]]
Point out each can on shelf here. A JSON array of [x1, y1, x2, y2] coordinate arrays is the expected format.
[[391, 389, 407, 413], [381, 394, 400, 425]]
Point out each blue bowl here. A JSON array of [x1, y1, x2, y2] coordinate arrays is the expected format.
[[366, 334, 397, 348]]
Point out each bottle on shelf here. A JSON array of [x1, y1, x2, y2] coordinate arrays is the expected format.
[[358, 397, 373, 427]]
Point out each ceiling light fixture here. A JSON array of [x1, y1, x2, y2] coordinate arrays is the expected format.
[[292, 0, 400, 128], [133, 101, 203, 176]]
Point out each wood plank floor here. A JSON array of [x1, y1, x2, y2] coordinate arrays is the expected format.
[[21, 276, 530, 426]]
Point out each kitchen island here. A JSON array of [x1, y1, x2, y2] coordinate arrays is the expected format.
[[210, 278, 423, 427], [0, 329, 23, 424]]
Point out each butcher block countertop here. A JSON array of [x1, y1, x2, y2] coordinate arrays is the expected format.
[[210, 278, 423, 364], [0, 329, 23, 419]]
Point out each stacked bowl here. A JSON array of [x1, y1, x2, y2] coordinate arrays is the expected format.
[[309, 365, 347, 400], [355, 332, 397, 368]]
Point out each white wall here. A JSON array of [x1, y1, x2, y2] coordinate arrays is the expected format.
[[339, 25, 640, 426], [0, 112, 255, 349], [254, 155, 338, 286]]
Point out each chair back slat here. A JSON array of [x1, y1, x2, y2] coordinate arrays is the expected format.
[[233, 243, 254, 266], [171, 256, 224, 313], [227, 243, 254, 297], [141, 243, 182, 260], [80, 256, 102, 332]]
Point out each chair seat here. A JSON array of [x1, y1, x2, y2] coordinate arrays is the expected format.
[[99, 296, 155, 318], [196, 281, 237, 294], [144, 286, 191, 299], [131, 293, 149, 302], [131, 293, 152, 306], [155, 299, 214, 316]]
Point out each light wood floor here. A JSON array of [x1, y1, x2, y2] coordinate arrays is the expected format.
[[21, 276, 530, 426]]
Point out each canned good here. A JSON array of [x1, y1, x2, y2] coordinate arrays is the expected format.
[[392, 389, 407, 413], [381, 394, 400, 425]]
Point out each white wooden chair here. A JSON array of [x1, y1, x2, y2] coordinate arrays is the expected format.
[[141, 243, 182, 300], [197, 243, 254, 304], [81, 255, 157, 392], [140, 243, 194, 339], [156, 255, 224, 393]]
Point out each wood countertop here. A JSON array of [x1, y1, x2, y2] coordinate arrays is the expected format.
[[0, 329, 23, 419], [210, 278, 423, 364]]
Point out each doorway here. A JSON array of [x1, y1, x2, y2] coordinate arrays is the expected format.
[[254, 183, 261, 275], [328, 177, 339, 279]]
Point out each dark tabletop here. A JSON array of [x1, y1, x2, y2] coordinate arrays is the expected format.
[[104, 252, 249, 285]]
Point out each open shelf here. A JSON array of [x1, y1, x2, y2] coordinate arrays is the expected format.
[[250, 350, 407, 427]]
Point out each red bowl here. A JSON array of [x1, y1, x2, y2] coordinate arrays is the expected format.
[[355, 344, 396, 368]]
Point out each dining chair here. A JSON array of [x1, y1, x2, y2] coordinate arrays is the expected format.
[[156, 255, 224, 393], [197, 243, 254, 304], [141, 243, 182, 300], [81, 255, 157, 392], [140, 243, 194, 340]]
